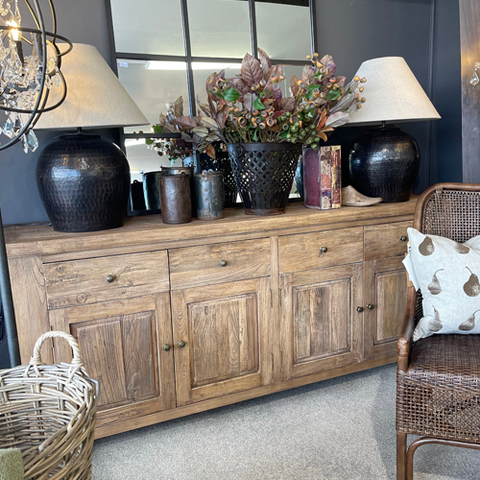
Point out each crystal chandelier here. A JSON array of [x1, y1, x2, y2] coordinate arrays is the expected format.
[[0, 0, 72, 153], [470, 62, 480, 86]]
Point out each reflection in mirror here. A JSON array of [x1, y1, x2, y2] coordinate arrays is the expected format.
[[188, 0, 250, 58], [110, 0, 184, 55], [117, 60, 189, 132], [256, 2, 311, 60]]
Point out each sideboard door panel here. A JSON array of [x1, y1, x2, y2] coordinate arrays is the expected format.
[[49, 294, 175, 429], [171, 278, 272, 406], [280, 264, 363, 381], [364, 257, 408, 360]]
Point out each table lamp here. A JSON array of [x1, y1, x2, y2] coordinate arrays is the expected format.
[[347, 57, 440, 202], [35, 43, 149, 232]]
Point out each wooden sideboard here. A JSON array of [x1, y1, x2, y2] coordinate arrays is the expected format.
[[5, 199, 416, 438]]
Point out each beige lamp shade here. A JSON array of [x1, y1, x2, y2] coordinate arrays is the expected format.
[[35, 43, 149, 129], [347, 56, 441, 126]]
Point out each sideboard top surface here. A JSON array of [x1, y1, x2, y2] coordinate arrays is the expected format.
[[5, 198, 417, 258]]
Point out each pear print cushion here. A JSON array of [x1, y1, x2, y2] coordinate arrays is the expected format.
[[403, 227, 480, 341]]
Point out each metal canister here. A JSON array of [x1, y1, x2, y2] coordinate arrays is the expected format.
[[142, 171, 162, 210], [161, 166, 194, 210], [194, 171, 225, 220], [159, 173, 192, 224]]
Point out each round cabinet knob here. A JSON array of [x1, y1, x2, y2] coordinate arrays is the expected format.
[[366, 304, 374, 310], [106, 274, 115, 283], [163, 344, 171, 352], [178, 341, 186, 348], [400, 235, 408, 242], [320, 247, 328, 254], [356, 306, 364, 313], [219, 260, 227, 267]]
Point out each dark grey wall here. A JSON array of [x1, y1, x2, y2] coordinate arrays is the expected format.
[[432, 0, 462, 183], [0, 0, 112, 226], [315, 0, 462, 191], [0, 0, 462, 225]]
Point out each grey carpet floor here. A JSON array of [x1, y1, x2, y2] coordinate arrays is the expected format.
[[92, 364, 480, 479]]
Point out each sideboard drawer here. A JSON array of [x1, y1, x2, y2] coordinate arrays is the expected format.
[[364, 221, 411, 261], [279, 227, 364, 274], [169, 239, 271, 290], [44, 251, 169, 309]]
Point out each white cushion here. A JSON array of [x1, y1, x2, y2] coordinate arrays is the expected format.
[[403, 227, 480, 342]]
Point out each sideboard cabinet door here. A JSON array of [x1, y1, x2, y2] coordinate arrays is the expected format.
[[171, 278, 273, 406], [49, 293, 176, 430], [280, 264, 363, 381], [364, 257, 408, 360]]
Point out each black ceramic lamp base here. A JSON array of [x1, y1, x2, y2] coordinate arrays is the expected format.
[[37, 134, 130, 232], [348, 126, 420, 203]]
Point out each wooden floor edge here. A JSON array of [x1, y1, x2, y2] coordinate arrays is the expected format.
[[94, 355, 397, 439]]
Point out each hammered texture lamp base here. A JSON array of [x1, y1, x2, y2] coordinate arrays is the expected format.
[[37, 134, 130, 232], [349, 127, 420, 203]]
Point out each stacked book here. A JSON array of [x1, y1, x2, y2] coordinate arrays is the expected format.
[[303, 146, 341, 209]]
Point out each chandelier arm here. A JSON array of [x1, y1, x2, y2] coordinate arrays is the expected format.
[[0, 0, 47, 152], [23, 0, 41, 29]]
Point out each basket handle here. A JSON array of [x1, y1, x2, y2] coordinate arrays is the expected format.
[[234, 144, 245, 157], [30, 331, 84, 369]]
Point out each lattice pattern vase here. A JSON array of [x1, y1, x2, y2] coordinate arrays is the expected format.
[[227, 142, 302, 215]]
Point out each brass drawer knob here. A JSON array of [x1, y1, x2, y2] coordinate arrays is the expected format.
[[366, 304, 374, 310], [178, 340, 186, 348], [356, 306, 364, 313], [320, 246, 328, 254], [163, 344, 171, 352], [400, 235, 408, 242], [219, 260, 227, 267], [106, 274, 116, 283]]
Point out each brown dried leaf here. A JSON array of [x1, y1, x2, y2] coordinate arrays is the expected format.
[[278, 97, 296, 112], [198, 116, 219, 130], [206, 143, 216, 159], [158, 113, 167, 127], [258, 47, 271, 78], [290, 74, 300, 95], [216, 108, 229, 129], [174, 96, 183, 118], [172, 115, 197, 130], [241, 53, 264, 87], [301, 65, 314, 82], [227, 77, 251, 95]]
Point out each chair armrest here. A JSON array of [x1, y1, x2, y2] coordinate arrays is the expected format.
[[397, 286, 417, 372]]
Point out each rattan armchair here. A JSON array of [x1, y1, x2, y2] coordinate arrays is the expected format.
[[397, 183, 480, 480]]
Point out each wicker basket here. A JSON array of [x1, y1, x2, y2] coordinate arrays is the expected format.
[[0, 331, 98, 480], [227, 142, 301, 215]]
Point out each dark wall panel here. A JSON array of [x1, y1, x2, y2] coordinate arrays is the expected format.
[[432, 0, 462, 183]]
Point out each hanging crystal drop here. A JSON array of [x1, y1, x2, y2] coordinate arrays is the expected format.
[[20, 133, 28, 154], [27, 129, 38, 152], [55, 72, 61, 87], [3, 116, 14, 138], [471, 72, 479, 86], [45, 74, 53, 89]]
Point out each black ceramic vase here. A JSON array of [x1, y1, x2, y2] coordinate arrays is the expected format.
[[37, 134, 130, 232], [349, 127, 420, 203]]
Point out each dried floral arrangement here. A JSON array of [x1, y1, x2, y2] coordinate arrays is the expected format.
[[202, 48, 366, 147], [146, 96, 220, 165]]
